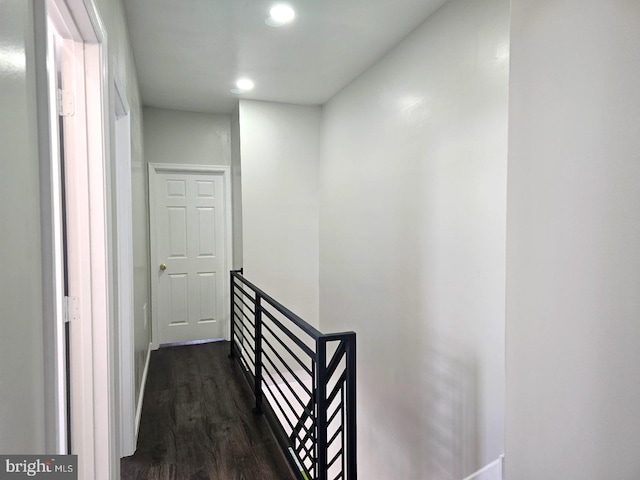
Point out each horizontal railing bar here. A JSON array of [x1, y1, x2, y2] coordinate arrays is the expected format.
[[292, 415, 317, 437], [327, 371, 347, 405], [232, 285, 251, 300], [328, 450, 342, 470], [233, 301, 256, 324], [233, 332, 246, 352], [262, 321, 313, 376], [292, 396, 317, 435], [292, 408, 317, 437], [261, 350, 312, 417], [297, 442, 317, 463], [262, 350, 305, 417], [231, 321, 252, 342], [232, 282, 257, 305], [237, 359, 255, 393], [296, 446, 316, 468], [242, 348, 256, 368], [233, 285, 255, 304], [293, 427, 317, 451], [318, 332, 357, 342], [234, 302, 256, 321], [241, 370, 316, 480], [233, 299, 256, 318], [232, 320, 254, 340], [327, 401, 342, 426], [294, 423, 317, 450], [232, 271, 323, 339], [233, 303, 256, 326], [297, 445, 315, 466], [325, 341, 346, 380], [261, 373, 297, 433], [239, 355, 252, 370], [235, 324, 255, 344], [328, 425, 342, 447], [261, 307, 316, 359], [233, 342, 255, 366], [232, 318, 255, 340], [292, 418, 317, 443], [233, 312, 253, 331], [233, 321, 256, 345], [297, 452, 313, 470], [232, 337, 253, 355], [241, 327, 256, 343], [233, 340, 254, 358], [261, 334, 313, 397], [297, 437, 316, 456]]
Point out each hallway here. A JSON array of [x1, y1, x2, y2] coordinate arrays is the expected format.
[[120, 341, 295, 480]]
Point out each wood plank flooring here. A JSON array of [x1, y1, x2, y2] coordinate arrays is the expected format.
[[121, 341, 295, 480]]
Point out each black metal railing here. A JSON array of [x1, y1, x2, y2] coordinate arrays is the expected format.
[[229, 269, 357, 480]]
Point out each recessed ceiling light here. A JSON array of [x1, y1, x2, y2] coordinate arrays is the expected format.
[[265, 4, 295, 27], [231, 78, 255, 94], [235, 78, 255, 91]]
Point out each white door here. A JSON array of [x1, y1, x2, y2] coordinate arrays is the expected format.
[[152, 170, 228, 345]]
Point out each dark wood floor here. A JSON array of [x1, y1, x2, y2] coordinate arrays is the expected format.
[[121, 341, 295, 480]]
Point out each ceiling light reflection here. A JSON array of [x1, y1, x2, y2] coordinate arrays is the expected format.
[[231, 78, 255, 95], [266, 4, 295, 27], [235, 78, 254, 91], [0, 46, 26, 73]]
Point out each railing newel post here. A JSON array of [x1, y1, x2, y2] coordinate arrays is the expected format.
[[254, 293, 263, 414], [229, 270, 235, 359], [316, 336, 328, 480], [346, 333, 357, 480]]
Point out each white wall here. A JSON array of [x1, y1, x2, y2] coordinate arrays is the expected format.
[[231, 103, 243, 269], [239, 100, 321, 326], [506, 1, 640, 479], [0, 0, 46, 454], [319, 0, 509, 478], [93, 0, 148, 437], [143, 107, 232, 166], [142, 107, 234, 348], [0, 0, 144, 456]]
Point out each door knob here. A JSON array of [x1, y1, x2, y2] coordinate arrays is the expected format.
[[159, 263, 167, 271]]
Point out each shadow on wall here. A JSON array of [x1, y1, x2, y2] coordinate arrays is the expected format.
[[419, 340, 477, 479], [358, 334, 478, 480]]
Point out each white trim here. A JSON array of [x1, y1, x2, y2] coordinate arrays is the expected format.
[[135, 343, 153, 438], [83, 36, 118, 480], [113, 64, 130, 117], [36, 0, 116, 478], [35, 0, 71, 454], [66, 0, 104, 43], [461, 456, 504, 480], [114, 71, 136, 458], [148, 163, 234, 349]]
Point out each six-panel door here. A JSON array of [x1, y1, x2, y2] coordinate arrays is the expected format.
[[155, 171, 226, 344]]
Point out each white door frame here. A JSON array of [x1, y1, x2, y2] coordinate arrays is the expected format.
[[113, 71, 136, 457], [148, 163, 234, 350], [37, 2, 70, 454], [35, 0, 116, 478]]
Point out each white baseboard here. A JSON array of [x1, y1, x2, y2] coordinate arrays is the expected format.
[[134, 342, 152, 438], [462, 455, 504, 480]]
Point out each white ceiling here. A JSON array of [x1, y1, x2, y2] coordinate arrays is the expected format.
[[123, 0, 449, 114]]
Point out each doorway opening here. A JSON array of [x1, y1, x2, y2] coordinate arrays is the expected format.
[[37, 0, 115, 477]]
